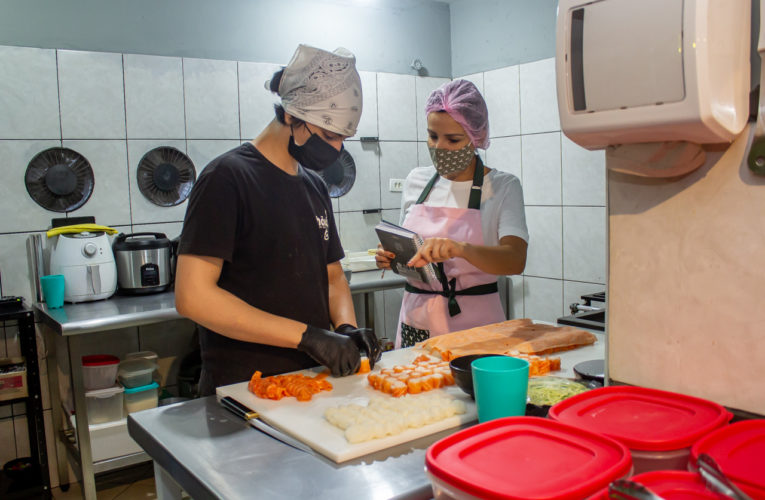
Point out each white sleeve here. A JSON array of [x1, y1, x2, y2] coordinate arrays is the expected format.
[[495, 174, 529, 243]]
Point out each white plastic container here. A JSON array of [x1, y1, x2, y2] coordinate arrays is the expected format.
[[85, 384, 124, 425], [123, 381, 159, 414], [118, 358, 157, 388], [81, 354, 120, 391], [125, 350, 161, 384]]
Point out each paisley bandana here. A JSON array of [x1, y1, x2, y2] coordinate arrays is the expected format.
[[272, 45, 363, 137], [429, 143, 476, 176]]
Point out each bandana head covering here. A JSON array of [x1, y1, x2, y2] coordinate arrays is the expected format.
[[424, 79, 490, 149], [267, 44, 363, 137]]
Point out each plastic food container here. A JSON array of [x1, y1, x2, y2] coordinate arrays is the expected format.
[[425, 416, 633, 500], [125, 350, 161, 383], [548, 386, 732, 474], [591, 470, 720, 499], [123, 381, 159, 414], [85, 384, 124, 424], [689, 419, 765, 499], [82, 354, 120, 391], [118, 358, 157, 388]]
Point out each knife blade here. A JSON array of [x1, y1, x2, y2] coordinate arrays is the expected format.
[[219, 396, 316, 455]]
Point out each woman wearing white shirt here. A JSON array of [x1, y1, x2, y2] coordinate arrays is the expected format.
[[376, 79, 529, 348]]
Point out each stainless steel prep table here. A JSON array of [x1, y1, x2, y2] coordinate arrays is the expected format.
[[34, 270, 406, 500], [129, 331, 605, 500], [129, 396, 452, 500]]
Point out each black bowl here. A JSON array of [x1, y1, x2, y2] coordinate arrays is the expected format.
[[3, 457, 35, 483], [449, 354, 504, 399]]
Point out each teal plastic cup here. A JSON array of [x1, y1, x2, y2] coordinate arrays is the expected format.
[[471, 355, 530, 423], [40, 274, 65, 308]]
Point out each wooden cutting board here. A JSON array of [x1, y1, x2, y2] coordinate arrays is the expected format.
[[216, 347, 477, 463]]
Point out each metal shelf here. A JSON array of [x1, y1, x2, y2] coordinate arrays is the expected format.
[[0, 304, 51, 498]]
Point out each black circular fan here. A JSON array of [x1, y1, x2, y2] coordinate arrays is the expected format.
[[137, 147, 196, 207], [320, 149, 356, 198], [25, 147, 95, 212]]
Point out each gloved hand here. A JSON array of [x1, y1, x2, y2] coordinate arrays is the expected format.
[[335, 324, 382, 369], [297, 325, 360, 377]]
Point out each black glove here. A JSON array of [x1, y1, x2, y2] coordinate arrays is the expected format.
[[297, 325, 360, 377], [335, 324, 382, 369]]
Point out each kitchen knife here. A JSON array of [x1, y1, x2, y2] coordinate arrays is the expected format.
[[219, 396, 316, 455]]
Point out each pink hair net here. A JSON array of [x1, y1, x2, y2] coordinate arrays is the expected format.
[[424, 79, 490, 149]]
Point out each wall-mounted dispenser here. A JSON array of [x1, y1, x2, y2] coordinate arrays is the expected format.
[[556, 0, 751, 152]]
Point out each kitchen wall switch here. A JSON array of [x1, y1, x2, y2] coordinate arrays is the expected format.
[[389, 178, 404, 192]]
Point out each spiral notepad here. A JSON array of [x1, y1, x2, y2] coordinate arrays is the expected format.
[[375, 220, 440, 284]]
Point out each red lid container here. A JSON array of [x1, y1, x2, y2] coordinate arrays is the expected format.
[[82, 354, 119, 366], [591, 471, 720, 500], [425, 416, 632, 500], [548, 386, 731, 451], [690, 419, 765, 498]]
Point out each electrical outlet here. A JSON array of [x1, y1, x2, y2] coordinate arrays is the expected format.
[[389, 178, 405, 192]]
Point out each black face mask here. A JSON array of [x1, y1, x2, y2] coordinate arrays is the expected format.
[[288, 123, 342, 171]]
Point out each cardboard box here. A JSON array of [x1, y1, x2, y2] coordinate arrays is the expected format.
[[0, 357, 27, 401]]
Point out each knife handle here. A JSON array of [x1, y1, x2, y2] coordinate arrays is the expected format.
[[221, 396, 259, 420]]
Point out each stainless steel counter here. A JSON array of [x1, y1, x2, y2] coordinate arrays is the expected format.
[[128, 332, 605, 499], [34, 270, 406, 500], [33, 270, 406, 336], [129, 396, 448, 500]]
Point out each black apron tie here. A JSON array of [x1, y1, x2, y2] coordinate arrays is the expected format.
[[405, 260, 499, 318]]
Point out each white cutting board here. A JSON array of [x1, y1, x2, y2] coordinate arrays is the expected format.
[[216, 347, 477, 463]]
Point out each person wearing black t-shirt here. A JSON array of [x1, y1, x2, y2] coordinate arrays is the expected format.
[[175, 45, 381, 396]]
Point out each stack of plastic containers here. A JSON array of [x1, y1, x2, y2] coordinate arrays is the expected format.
[[425, 416, 633, 499], [82, 355, 123, 425], [118, 357, 159, 414], [547, 386, 732, 474]]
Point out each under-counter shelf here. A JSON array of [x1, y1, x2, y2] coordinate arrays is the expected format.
[[0, 305, 51, 498]]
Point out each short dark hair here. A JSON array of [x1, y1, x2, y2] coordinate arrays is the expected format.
[[273, 104, 305, 127]]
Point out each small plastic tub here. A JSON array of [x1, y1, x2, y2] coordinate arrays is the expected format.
[[85, 384, 124, 425], [548, 386, 732, 474], [425, 416, 632, 500], [590, 470, 720, 499], [125, 350, 161, 383], [123, 381, 159, 414], [689, 419, 765, 499], [118, 358, 157, 388], [82, 355, 120, 391]]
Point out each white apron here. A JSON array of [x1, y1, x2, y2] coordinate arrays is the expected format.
[[395, 157, 505, 348]]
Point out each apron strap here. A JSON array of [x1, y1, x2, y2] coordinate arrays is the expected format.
[[405, 278, 499, 317]]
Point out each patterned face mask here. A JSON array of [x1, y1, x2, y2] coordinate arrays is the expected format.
[[429, 143, 476, 176]]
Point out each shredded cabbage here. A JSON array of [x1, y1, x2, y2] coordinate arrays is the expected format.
[[527, 377, 588, 406]]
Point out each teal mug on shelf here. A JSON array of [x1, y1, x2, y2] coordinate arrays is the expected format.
[[40, 274, 65, 308]]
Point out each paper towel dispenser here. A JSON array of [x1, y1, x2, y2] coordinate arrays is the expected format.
[[556, 0, 751, 150]]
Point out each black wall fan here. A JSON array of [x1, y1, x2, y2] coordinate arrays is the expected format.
[[319, 149, 356, 198], [25, 147, 95, 212], [137, 147, 196, 207]]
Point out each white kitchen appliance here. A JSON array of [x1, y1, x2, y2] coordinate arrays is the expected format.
[[49, 232, 117, 303], [556, 0, 751, 150]]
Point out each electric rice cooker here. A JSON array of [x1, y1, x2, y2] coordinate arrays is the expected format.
[[112, 233, 173, 294]]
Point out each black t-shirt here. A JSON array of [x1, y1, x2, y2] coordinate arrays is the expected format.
[[178, 143, 344, 393]]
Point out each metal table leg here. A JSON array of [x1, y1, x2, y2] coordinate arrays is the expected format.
[[364, 291, 375, 332], [154, 462, 183, 500], [44, 327, 70, 490], [67, 335, 98, 499]]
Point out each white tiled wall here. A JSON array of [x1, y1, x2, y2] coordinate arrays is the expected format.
[[464, 57, 607, 325], [0, 46, 606, 485]]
